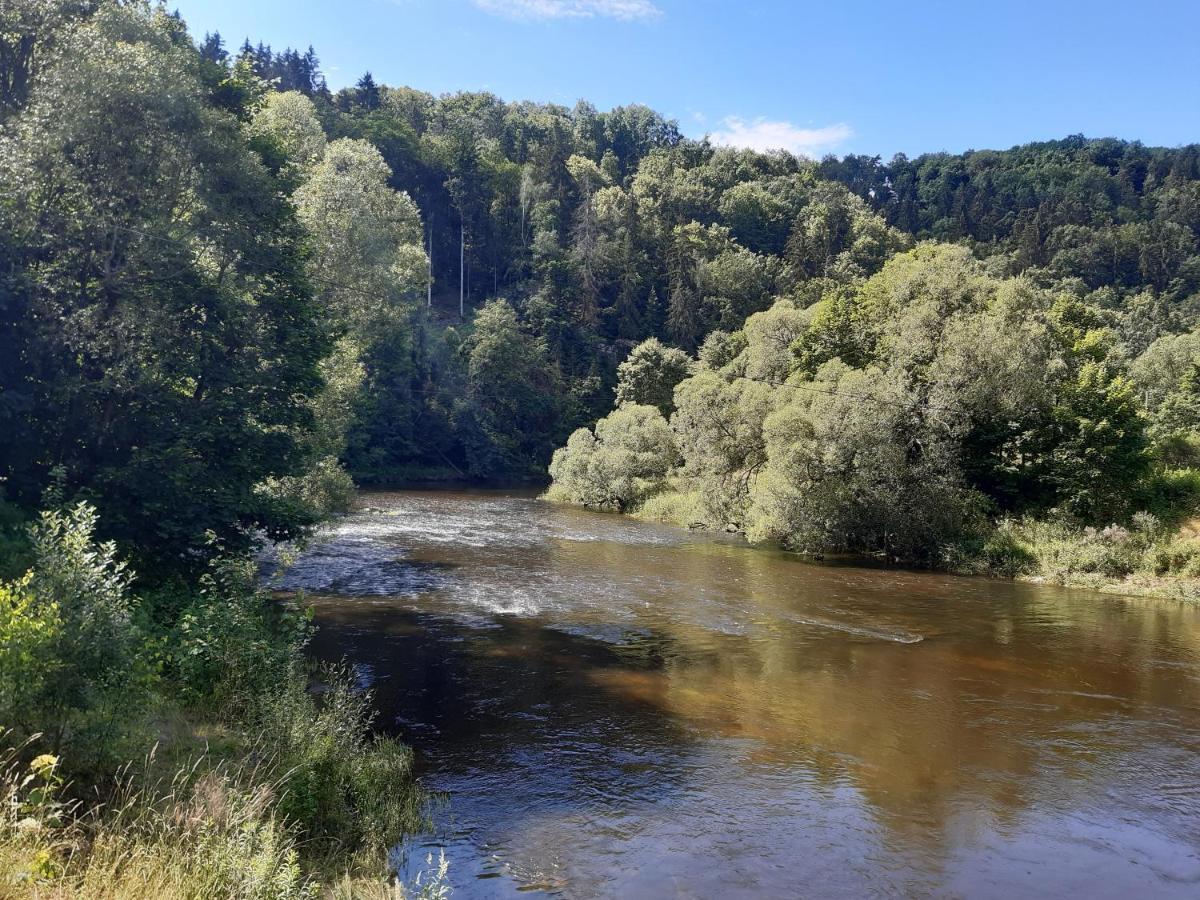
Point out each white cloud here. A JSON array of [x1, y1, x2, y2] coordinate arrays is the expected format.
[[471, 0, 662, 21], [708, 117, 852, 157]]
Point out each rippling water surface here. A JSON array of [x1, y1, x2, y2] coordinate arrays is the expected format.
[[279, 490, 1200, 898]]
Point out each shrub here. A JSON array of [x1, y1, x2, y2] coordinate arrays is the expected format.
[[251, 669, 426, 856], [548, 403, 678, 512], [170, 554, 312, 712], [945, 525, 1037, 578], [257, 456, 358, 523], [633, 485, 709, 528], [973, 512, 1195, 583], [615, 338, 694, 416], [1147, 538, 1200, 577], [0, 504, 152, 770]]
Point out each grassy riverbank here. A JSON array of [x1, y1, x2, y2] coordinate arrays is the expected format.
[[0, 505, 437, 899], [615, 483, 1200, 602]]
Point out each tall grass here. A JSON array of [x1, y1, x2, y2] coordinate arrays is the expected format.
[[0, 687, 442, 900], [951, 512, 1200, 599]]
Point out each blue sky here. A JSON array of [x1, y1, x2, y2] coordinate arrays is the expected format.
[[171, 0, 1200, 159]]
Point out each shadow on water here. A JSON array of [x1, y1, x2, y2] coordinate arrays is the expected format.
[[284, 490, 1200, 899], [307, 602, 709, 896]]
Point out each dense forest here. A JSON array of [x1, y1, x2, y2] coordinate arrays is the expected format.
[[0, 1, 1199, 895], [6, 6, 1200, 561]]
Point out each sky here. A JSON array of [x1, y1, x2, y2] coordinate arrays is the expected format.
[[171, 0, 1200, 159]]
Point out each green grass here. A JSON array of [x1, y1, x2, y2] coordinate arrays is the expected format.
[[0, 668, 438, 899], [950, 514, 1200, 600]]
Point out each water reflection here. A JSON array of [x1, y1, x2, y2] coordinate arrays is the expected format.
[[285, 491, 1200, 898]]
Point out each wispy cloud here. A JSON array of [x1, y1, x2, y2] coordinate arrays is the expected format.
[[471, 0, 662, 22], [709, 117, 852, 157]]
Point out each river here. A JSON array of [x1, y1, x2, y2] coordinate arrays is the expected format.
[[277, 490, 1200, 898]]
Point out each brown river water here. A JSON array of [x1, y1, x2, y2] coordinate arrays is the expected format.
[[277, 490, 1200, 898]]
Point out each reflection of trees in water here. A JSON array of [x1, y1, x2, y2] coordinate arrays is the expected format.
[[594, 542, 1200, 853], [303, 503, 1200, 876], [306, 603, 703, 815]]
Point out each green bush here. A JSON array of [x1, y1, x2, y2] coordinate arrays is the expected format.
[[548, 403, 678, 512], [1135, 468, 1200, 524], [170, 554, 312, 712], [1147, 538, 1200, 577], [968, 511, 1200, 584], [256, 456, 358, 523], [0, 504, 153, 770], [945, 525, 1037, 578], [252, 669, 426, 855]]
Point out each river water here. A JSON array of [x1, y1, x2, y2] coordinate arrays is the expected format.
[[278, 490, 1200, 898]]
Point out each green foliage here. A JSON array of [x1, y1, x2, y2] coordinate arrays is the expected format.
[[547, 403, 677, 511], [670, 371, 774, 526], [975, 512, 1196, 584], [0, 498, 30, 581], [0, 727, 428, 899], [746, 363, 983, 560], [252, 671, 425, 855], [631, 484, 708, 528], [459, 299, 565, 478], [823, 137, 1200, 315], [170, 553, 312, 712], [0, 503, 151, 769], [247, 89, 327, 176], [614, 338, 693, 416], [556, 243, 1174, 564], [0, 499, 428, 893], [0, 2, 331, 569], [0, 576, 60, 731]]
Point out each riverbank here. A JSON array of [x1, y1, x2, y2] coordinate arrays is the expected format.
[[614, 485, 1200, 602], [0, 505, 434, 898]]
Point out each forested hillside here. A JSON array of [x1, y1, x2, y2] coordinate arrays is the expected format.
[[4, 5, 1200, 570], [0, 1, 1198, 894], [195, 38, 1200, 497]]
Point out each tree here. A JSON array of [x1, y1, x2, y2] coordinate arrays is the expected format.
[[354, 71, 380, 110], [246, 89, 326, 176], [670, 371, 774, 525], [615, 338, 693, 416], [293, 138, 426, 330], [747, 363, 981, 560], [458, 300, 564, 477], [548, 403, 676, 511], [0, 2, 331, 567]]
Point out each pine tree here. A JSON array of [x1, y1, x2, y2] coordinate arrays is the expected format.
[[199, 32, 227, 64], [355, 72, 381, 110]]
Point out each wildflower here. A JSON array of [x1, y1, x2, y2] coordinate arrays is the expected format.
[[29, 755, 58, 779]]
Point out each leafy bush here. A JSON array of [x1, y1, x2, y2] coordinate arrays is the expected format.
[[969, 511, 1200, 585], [1135, 468, 1200, 524], [170, 554, 312, 712], [0, 504, 152, 770], [0, 671, 432, 898], [252, 669, 426, 855], [944, 526, 1037, 578], [1147, 538, 1200, 577], [548, 403, 678, 512], [257, 456, 358, 524], [615, 338, 694, 416]]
